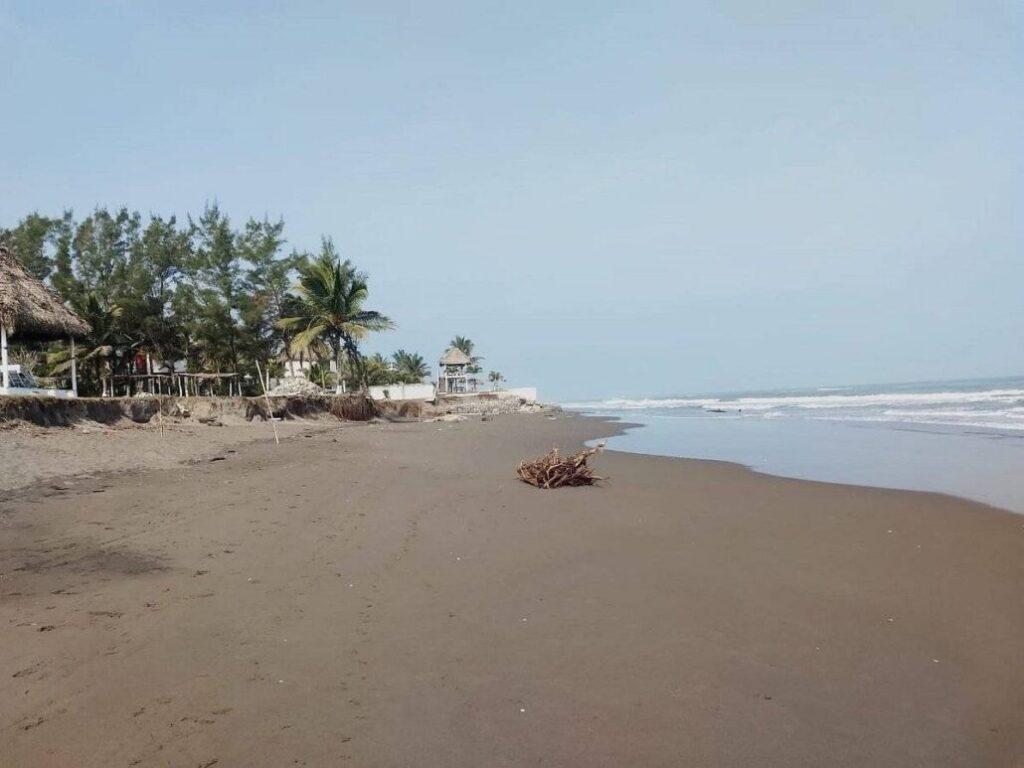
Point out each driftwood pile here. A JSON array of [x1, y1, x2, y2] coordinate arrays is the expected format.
[[516, 447, 602, 489]]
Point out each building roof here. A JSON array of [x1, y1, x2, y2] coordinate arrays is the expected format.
[[439, 347, 472, 366], [0, 246, 91, 341]]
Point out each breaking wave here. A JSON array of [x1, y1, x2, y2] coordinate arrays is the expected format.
[[564, 380, 1024, 433]]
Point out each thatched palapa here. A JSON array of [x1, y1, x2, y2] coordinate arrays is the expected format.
[[439, 347, 472, 366], [0, 246, 90, 341]]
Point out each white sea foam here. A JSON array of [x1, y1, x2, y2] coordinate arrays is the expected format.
[[564, 383, 1024, 433], [815, 414, 1024, 433], [568, 389, 1024, 412]]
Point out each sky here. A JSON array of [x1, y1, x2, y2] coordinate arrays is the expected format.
[[0, 1, 1020, 401]]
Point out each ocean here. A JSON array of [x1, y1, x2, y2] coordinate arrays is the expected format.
[[565, 376, 1024, 513]]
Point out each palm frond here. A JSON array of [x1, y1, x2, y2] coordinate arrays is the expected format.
[[291, 323, 330, 352]]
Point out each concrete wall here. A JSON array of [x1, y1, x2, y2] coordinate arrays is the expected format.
[[368, 382, 437, 401]]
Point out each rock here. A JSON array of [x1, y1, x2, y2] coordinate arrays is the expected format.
[[267, 377, 326, 396]]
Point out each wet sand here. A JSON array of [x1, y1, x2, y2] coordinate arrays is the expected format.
[[1, 413, 1022, 766]]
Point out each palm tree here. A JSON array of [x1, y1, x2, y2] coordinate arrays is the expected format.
[[450, 335, 483, 364], [362, 353, 397, 386], [276, 249, 393, 393], [450, 335, 475, 357], [48, 294, 123, 396], [392, 349, 429, 383], [488, 370, 505, 390]]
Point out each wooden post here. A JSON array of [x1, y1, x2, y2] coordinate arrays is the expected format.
[[0, 323, 9, 390], [254, 361, 279, 445], [70, 337, 78, 396]]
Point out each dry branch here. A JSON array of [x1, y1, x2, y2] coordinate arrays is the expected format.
[[516, 447, 603, 489]]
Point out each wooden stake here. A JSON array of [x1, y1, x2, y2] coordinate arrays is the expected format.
[[254, 361, 280, 445], [69, 337, 78, 396]]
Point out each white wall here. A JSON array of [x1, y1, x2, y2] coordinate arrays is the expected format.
[[0, 387, 77, 399], [368, 382, 437, 401], [501, 387, 538, 402]]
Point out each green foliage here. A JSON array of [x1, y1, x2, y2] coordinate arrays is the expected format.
[[277, 241, 394, 392], [4, 206, 451, 399], [450, 334, 484, 374], [47, 294, 124, 394], [2, 206, 373, 397], [392, 349, 430, 383], [306, 362, 337, 389], [0, 212, 63, 281], [362, 353, 397, 386]]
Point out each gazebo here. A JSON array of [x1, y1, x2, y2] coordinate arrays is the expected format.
[[438, 347, 473, 394], [0, 246, 91, 397]]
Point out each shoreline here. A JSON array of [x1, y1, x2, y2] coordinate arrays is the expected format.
[[1, 411, 1022, 766], [601, 445, 1022, 520], [5, 409, 1021, 518], [7, 408, 1020, 518], [581, 410, 1024, 515]]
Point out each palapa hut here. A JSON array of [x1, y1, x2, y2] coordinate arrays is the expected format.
[[438, 347, 473, 394], [0, 246, 91, 397]]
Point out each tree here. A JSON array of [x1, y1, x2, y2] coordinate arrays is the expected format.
[[277, 240, 393, 393], [3, 204, 399, 398], [307, 361, 337, 389], [392, 349, 429, 383], [237, 217, 291, 382], [0, 212, 60, 281], [71, 207, 140, 303], [488, 370, 505, 390], [47, 294, 124, 396], [191, 204, 243, 374], [362, 353, 398, 387], [122, 215, 191, 378]]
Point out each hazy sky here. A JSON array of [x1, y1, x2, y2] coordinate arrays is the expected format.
[[1, 1, 1020, 401]]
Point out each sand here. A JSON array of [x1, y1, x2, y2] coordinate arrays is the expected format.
[[1, 413, 1022, 766], [0, 420, 334, 493]]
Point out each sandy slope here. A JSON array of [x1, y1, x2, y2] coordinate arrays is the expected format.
[[0, 420, 330, 493], [1, 414, 1021, 767]]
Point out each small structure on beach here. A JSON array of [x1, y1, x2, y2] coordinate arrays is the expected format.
[[438, 347, 473, 394], [102, 371, 242, 397], [0, 246, 90, 397]]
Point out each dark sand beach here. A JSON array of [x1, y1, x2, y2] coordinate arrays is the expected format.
[[1, 413, 1022, 767]]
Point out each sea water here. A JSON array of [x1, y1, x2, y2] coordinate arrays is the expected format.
[[565, 376, 1024, 513]]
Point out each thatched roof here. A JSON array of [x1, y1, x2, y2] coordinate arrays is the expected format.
[[0, 246, 91, 341], [439, 347, 472, 366]]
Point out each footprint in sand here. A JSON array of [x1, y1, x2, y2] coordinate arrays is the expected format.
[[12, 662, 42, 679]]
